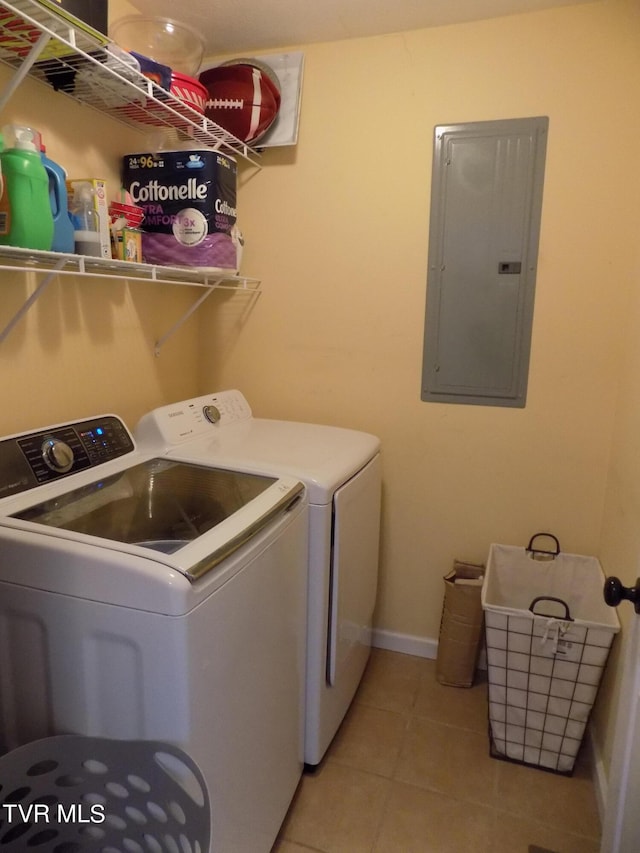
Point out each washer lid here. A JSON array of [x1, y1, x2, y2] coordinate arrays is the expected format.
[[9, 457, 303, 581]]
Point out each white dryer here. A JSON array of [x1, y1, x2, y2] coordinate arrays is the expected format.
[[136, 390, 382, 766], [0, 413, 308, 852]]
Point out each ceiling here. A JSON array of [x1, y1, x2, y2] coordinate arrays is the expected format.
[[124, 0, 594, 56]]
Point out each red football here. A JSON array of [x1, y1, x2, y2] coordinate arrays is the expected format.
[[199, 61, 281, 144]]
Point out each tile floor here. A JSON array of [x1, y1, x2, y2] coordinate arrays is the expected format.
[[273, 649, 602, 853]]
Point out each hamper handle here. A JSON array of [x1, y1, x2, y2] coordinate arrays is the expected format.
[[526, 532, 560, 559], [529, 596, 573, 621]]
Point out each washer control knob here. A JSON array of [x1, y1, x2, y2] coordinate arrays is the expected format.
[[203, 405, 221, 425], [41, 438, 74, 473]]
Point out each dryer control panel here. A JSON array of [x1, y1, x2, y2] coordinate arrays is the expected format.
[[136, 390, 253, 447], [0, 416, 135, 499]]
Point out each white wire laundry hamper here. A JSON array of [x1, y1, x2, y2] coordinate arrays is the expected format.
[[482, 534, 620, 774]]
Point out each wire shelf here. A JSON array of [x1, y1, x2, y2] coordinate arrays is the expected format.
[[0, 245, 261, 354], [0, 0, 261, 166], [0, 244, 260, 288]]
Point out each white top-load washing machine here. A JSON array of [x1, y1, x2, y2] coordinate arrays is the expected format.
[[0, 412, 308, 852], [136, 389, 382, 767]]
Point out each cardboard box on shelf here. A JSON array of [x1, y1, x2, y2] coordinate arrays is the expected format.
[[37, 0, 109, 37], [112, 227, 142, 263], [436, 560, 485, 688], [0, 2, 109, 64]]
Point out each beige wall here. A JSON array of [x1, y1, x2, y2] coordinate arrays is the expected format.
[[201, 0, 640, 627], [199, 0, 640, 774]]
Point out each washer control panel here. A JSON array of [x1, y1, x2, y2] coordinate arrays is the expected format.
[[0, 416, 135, 499]]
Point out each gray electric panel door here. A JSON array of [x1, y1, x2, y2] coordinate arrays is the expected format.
[[421, 116, 548, 407]]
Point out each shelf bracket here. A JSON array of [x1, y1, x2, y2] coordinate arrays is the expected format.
[[0, 258, 65, 344], [154, 284, 220, 357], [0, 30, 52, 112]]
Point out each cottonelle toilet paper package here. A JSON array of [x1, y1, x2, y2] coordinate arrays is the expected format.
[[122, 149, 240, 271]]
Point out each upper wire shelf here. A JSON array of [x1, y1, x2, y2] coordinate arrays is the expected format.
[[0, 0, 262, 166]]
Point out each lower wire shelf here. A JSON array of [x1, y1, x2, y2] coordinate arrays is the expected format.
[[0, 245, 262, 354]]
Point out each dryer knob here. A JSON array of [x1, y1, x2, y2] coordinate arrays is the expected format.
[[42, 438, 74, 473], [203, 405, 221, 424]]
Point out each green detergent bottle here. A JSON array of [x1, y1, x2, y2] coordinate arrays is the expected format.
[[0, 125, 54, 250]]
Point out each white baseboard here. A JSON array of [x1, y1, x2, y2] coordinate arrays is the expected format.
[[371, 629, 488, 670], [371, 628, 438, 659]]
